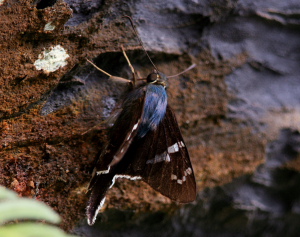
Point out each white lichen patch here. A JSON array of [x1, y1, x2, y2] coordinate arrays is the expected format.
[[34, 45, 69, 73], [44, 22, 56, 31]]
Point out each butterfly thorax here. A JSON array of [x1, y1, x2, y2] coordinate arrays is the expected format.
[[135, 71, 168, 138], [137, 84, 167, 138]]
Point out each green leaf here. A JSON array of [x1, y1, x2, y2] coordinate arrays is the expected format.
[[0, 199, 61, 224], [0, 223, 76, 237], [0, 187, 18, 200]]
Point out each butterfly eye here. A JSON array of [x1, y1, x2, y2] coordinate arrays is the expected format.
[[147, 73, 159, 83]]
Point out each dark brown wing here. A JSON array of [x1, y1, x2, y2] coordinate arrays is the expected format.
[[88, 87, 146, 191], [120, 105, 196, 203], [87, 88, 146, 225]]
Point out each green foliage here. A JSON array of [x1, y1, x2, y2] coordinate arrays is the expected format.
[[0, 186, 76, 237]]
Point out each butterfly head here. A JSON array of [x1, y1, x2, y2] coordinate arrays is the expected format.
[[146, 70, 167, 88]]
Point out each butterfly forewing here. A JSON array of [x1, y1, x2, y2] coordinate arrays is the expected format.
[[88, 89, 146, 191], [120, 105, 196, 203]]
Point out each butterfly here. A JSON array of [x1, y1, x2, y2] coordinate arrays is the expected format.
[[86, 17, 196, 226]]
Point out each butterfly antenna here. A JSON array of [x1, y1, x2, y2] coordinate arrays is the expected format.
[[123, 16, 159, 72], [167, 63, 197, 78]]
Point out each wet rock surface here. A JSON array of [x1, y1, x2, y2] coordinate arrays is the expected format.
[[1, 0, 300, 236]]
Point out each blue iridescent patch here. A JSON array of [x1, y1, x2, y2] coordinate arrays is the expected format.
[[138, 84, 168, 138]]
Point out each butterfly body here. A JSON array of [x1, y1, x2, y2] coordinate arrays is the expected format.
[[87, 70, 196, 226]]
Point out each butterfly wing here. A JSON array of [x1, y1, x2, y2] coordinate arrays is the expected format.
[[89, 87, 146, 183], [87, 87, 146, 225], [120, 105, 196, 203], [86, 172, 115, 225]]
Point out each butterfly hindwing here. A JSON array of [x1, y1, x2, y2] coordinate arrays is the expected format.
[[86, 172, 114, 225]]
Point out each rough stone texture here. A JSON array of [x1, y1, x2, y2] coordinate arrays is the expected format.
[[0, 0, 300, 236]]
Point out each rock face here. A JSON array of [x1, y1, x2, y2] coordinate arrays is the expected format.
[[1, 0, 300, 236]]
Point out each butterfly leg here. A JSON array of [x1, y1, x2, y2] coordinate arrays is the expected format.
[[81, 120, 108, 136], [86, 58, 132, 85], [121, 45, 137, 86]]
